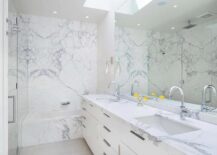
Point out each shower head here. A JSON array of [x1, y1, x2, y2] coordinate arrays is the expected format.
[[183, 20, 197, 29]]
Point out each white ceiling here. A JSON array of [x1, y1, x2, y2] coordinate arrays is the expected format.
[[115, 0, 217, 31], [14, 0, 217, 31], [14, 0, 107, 23]]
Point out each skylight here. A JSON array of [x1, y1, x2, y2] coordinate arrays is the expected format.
[[84, 0, 112, 11], [117, 0, 153, 14], [83, 0, 152, 14], [136, 0, 152, 10]]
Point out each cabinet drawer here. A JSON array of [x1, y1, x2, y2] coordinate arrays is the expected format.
[[99, 137, 118, 155], [82, 100, 101, 119], [99, 124, 119, 152], [119, 143, 137, 155], [100, 110, 124, 133]]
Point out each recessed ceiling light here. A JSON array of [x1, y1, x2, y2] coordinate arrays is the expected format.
[[173, 5, 178, 8], [53, 11, 58, 14], [85, 16, 89, 19], [171, 27, 175, 30], [137, 23, 141, 26]]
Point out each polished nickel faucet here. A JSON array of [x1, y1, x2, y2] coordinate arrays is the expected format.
[[201, 85, 217, 112], [169, 86, 200, 120], [169, 86, 189, 120]]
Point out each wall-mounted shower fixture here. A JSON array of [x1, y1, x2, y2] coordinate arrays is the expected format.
[[7, 17, 20, 35]]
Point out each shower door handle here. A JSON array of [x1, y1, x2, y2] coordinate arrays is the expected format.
[[8, 96, 16, 123]]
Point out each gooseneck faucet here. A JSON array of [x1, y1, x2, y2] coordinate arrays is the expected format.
[[201, 85, 217, 112], [169, 86, 185, 108], [169, 86, 187, 120], [169, 86, 200, 120]]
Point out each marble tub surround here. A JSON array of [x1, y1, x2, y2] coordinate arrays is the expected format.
[[83, 94, 217, 155], [18, 14, 97, 146], [19, 139, 93, 155], [115, 25, 217, 107], [21, 111, 82, 147]]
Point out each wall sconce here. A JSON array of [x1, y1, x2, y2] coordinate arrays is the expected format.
[[105, 57, 114, 75]]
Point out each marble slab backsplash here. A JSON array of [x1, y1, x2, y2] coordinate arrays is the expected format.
[[18, 14, 97, 113], [115, 25, 217, 106]]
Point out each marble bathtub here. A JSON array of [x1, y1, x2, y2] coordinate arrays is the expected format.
[[20, 110, 82, 147]]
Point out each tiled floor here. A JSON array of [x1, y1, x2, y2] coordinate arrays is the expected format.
[[19, 138, 93, 155]]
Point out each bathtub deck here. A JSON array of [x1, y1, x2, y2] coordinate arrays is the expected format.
[[19, 138, 93, 155]]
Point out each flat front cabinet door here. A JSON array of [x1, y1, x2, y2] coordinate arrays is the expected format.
[[120, 143, 137, 155], [85, 112, 100, 155]]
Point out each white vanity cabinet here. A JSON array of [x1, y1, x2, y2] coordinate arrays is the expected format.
[[82, 100, 120, 155], [81, 101, 101, 155], [81, 100, 184, 155], [119, 143, 137, 155]]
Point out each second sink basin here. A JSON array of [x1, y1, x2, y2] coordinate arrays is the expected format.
[[135, 114, 199, 135]]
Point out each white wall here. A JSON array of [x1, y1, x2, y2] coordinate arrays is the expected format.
[[97, 11, 115, 93]]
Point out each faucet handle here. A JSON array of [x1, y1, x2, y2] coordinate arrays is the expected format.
[[181, 106, 190, 113]]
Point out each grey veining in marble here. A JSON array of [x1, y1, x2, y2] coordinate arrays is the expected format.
[[19, 14, 97, 112], [18, 14, 97, 146], [115, 25, 217, 107]]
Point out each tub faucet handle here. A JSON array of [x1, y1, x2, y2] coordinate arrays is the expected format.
[[61, 101, 70, 106]]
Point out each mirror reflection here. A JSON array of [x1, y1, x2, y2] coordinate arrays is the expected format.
[[114, 0, 217, 116]]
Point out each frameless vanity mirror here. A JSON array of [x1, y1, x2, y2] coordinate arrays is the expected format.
[[114, 0, 217, 124]]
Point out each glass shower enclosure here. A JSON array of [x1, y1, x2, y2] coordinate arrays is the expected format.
[[8, 15, 19, 155]]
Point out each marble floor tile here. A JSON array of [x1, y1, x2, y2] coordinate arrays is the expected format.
[[19, 138, 93, 155]]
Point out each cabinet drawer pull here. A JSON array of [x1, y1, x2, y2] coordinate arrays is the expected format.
[[103, 113, 110, 118], [82, 107, 87, 111], [130, 131, 145, 141], [103, 126, 111, 133], [103, 139, 111, 147]]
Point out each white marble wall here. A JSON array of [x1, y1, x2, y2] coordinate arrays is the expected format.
[[181, 26, 217, 105], [149, 27, 217, 105], [21, 112, 82, 147], [115, 26, 149, 95], [148, 31, 182, 96], [18, 14, 97, 146], [115, 26, 180, 96], [19, 15, 97, 113]]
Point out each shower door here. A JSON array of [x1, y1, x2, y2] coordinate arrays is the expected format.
[[8, 16, 19, 155]]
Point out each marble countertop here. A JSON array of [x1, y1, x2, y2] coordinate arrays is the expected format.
[[83, 94, 217, 155]]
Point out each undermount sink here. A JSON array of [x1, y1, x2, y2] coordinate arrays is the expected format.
[[96, 96, 120, 102], [135, 114, 199, 135]]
